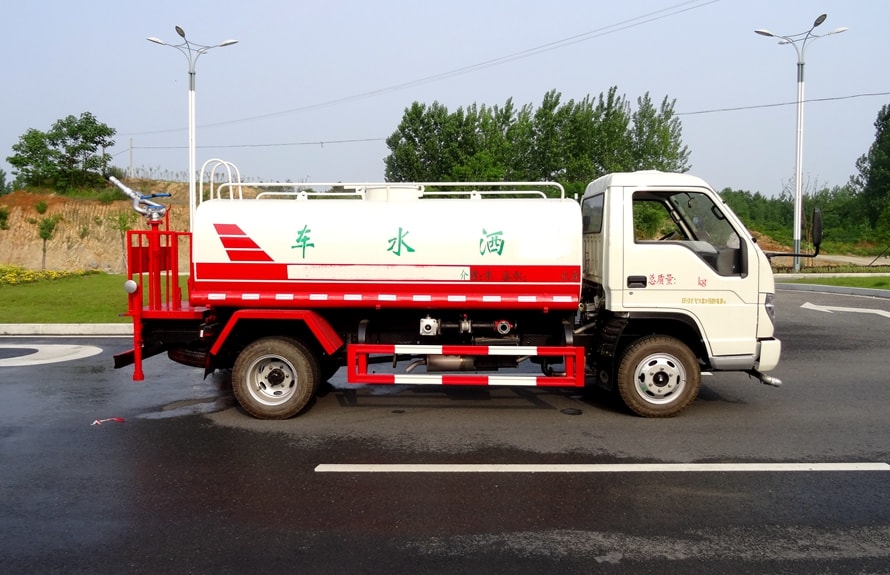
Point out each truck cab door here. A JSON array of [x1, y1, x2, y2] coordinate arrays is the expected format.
[[621, 189, 759, 358]]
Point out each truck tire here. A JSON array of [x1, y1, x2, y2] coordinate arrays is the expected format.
[[616, 335, 700, 417], [232, 337, 319, 419]]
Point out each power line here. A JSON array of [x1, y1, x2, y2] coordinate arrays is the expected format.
[[132, 137, 385, 150], [125, 90, 889, 152], [120, 0, 719, 137], [677, 91, 890, 116]]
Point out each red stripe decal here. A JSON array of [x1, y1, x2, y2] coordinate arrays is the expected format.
[[212, 224, 275, 262], [214, 223, 245, 235], [442, 374, 488, 385], [225, 250, 274, 262], [470, 265, 580, 283], [219, 236, 263, 249]]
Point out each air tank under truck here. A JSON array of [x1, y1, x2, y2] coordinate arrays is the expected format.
[[112, 166, 798, 419]]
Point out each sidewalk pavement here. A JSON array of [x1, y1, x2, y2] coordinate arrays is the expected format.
[[1, 279, 887, 337]]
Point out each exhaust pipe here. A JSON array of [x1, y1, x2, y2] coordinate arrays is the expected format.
[[746, 369, 782, 387]]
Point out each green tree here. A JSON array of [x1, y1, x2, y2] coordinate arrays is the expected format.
[[7, 112, 116, 191], [7, 128, 59, 188], [384, 101, 461, 181], [36, 215, 63, 270], [0, 168, 11, 195], [384, 88, 689, 194], [850, 103, 890, 228], [810, 185, 869, 243], [629, 93, 690, 172], [108, 211, 138, 272], [590, 87, 633, 175]]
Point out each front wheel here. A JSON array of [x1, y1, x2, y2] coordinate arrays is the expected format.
[[616, 335, 700, 417], [232, 337, 319, 419]]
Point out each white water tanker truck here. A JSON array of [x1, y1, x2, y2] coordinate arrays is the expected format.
[[111, 163, 819, 419]]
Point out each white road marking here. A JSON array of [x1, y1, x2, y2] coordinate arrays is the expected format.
[[801, 301, 890, 319], [0, 344, 103, 367], [315, 462, 890, 473]]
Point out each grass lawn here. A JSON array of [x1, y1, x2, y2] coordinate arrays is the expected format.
[[0, 273, 133, 323], [778, 275, 890, 290]]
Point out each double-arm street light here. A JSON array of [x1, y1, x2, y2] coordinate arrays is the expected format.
[[755, 14, 847, 271], [148, 26, 237, 230]]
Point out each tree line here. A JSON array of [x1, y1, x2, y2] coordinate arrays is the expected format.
[[719, 104, 890, 252], [384, 92, 890, 253], [385, 87, 689, 197], [4, 112, 115, 192], [4, 94, 890, 254]]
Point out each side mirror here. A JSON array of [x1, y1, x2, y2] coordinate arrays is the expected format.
[[762, 207, 823, 261], [811, 208, 822, 256]]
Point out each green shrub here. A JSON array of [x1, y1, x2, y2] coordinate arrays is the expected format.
[[0, 264, 97, 286], [98, 189, 125, 204]]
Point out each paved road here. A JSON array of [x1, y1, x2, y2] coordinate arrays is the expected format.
[[1, 288, 890, 574]]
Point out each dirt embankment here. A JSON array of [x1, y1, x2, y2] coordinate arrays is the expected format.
[[0, 185, 189, 273]]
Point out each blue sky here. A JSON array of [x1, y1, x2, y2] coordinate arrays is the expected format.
[[2, 0, 887, 196]]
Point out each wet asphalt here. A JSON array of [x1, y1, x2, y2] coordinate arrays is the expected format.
[[2, 287, 890, 574]]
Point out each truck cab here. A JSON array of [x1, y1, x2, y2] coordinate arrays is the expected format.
[[579, 171, 780, 416]]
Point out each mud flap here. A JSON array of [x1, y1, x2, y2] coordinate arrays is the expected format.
[[112, 345, 167, 369]]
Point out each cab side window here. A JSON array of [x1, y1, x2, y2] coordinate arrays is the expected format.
[[582, 193, 604, 234], [632, 191, 744, 277]]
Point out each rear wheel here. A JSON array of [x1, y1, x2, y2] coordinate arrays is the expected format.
[[232, 337, 319, 419], [616, 335, 700, 417]]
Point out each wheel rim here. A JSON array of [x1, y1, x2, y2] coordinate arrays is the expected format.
[[631, 352, 687, 406], [244, 354, 299, 407]]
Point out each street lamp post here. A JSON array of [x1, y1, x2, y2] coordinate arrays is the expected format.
[[755, 14, 846, 272], [148, 26, 237, 230]]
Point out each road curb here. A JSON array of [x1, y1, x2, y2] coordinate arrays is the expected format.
[[0, 324, 133, 336], [775, 282, 890, 299]]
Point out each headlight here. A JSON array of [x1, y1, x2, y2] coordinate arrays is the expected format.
[[764, 293, 776, 322]]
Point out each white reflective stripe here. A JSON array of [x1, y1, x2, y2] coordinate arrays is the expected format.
[[518, 295, 537, 302], [384, 345, 541, 356], [208, 294, 226, 301], [344, 294, 362, 301], [413, 295, 432, 302], [387, 374, 539, 386], [553, 295, 574, 302], [488, 346, 538, 355], [378, 294, 397, 301], [309, 294, 328, 300], [242, 293, 260, 300], [393, 345, 443, 354], [287, 264, 470, 281], [482, 295, 502, 302], [392, 374, 445, 385], [447, 295, 467, 302], [486, 375, 539, 386], [275, 293, 294, 300], [317, 463, 890, 473]]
